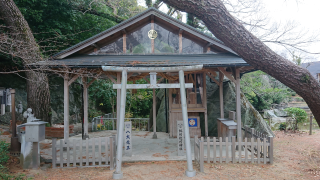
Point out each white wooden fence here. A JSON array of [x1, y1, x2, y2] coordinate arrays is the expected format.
[[52, 136, 116, 168], [194, 134, 273, 172]]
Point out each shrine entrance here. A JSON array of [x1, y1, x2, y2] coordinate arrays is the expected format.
[[102, 65, 202, 178]]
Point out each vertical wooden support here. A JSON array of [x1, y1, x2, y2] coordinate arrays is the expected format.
[[204, 73, 208, 137], [213, 137, 216, 163], [251, 137, 254, 163], [235, 68, 241, 140], [92, 138, 95, 165], [179, 29, 183, 53], [200, 137, 204, 172], [86, 138, 89, 166], [194, 135, 197, 163], [116, 72, 121, 145], [105, 137, 109, 164], [110, 137, 114, 170], [251, 128, 254, 139], [123, 33, 126, 53], [60, 139, 63, 167], [82, 77, 89, 138], [244, 138, 248, 163], [73, 139, 76, 166], [151, 17, 154, 53], [268, 136, 273, 164], [67, 140, 70, 167], [153, 88, 157, 139], [232, 136, 236, 163], [219, 137, 222, 163], [257, 138, 260, 164], [263, 138, 267, 164], [225, 137, 229, 163], [64, 76, 69, 141], [310, 115, 313, 135], [79, 139, 83, 167], [52, 138, 56, 168], [98, 137, 102, 166], [207, 137, 210, 163], [219, 73, 224, 118]]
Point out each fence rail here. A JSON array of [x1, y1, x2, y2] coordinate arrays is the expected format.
[[92, 116, 149, 132], [194, 135, 273, 172], [52, 136, 116, 168]]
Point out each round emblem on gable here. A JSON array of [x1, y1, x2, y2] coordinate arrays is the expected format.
[[189, 119, 196, 126], [148, 30, 158, 39]]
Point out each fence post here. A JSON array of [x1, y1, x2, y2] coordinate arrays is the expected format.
[[251, 128, 254, 138], [244, 125, 248, 139], [52, 138, 56, 168], [268, 136, 273, 164], [194, 135, 197, 163], [109, 136, 114, 170], [200, 137, 204, 172], [309, 116, 313, 135], [232, 136, 236, 163]]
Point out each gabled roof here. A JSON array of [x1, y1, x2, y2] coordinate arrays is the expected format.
[[52, 7, 237, 59]]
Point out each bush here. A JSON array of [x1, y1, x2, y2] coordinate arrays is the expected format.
[[279, 123, 286, 131], [285, 107, 308, 131], [0, 141, 9, 166]]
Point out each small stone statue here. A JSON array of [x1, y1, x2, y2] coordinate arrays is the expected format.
[[23, 108, 35, 122]]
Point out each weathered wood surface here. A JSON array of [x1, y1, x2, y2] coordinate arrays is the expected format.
[[52, 136, 116, 168]]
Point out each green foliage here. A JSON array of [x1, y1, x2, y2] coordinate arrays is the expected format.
[[0, 141, 9, 166], [88, 78, 153, 118], [285, 107, 308, 130], [241, 71, 292, 111], [279, 123, 286, 131]]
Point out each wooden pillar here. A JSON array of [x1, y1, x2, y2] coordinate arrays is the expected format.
[[219, 72, 224, 118], [123, 30, 126, 53], [235, 69, 241, 140], [64, 76, 69, 141], [151, 17, 154, 54], [203, 73, 208, 137], [179, 29, 183, 53], [152, 88, 157, 139], [117, 73, 121, 130], [82, 77, 89, 138]]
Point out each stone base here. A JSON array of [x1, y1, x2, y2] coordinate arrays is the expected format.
[[112, 171, 123, 179], [152, 133, 157, 139], [185, 169, 196, 177]]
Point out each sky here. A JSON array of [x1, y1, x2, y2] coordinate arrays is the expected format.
[[137, 0, 320, 62]]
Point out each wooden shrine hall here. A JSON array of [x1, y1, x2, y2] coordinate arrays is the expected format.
[[30, 8, 255, 179]]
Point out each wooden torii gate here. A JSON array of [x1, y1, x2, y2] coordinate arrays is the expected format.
[[102, 65, 203, 179]]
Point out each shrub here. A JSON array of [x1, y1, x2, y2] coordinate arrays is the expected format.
[[285, 107, 308, 131], [0, 141, 9, 166]]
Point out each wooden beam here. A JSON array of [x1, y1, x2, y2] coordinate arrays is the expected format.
[[153, 88, 157, 138], [104, 74, 116, 84], [219, 72, 224, 118], [143, 76, 150, 83], [127, 72, 134, 80], [157, 77, 164, 84], [179, 29, 183, 53], [206, 72, 220, 86], [218, 67, 236, 83], [64, 76, 69, 141], [203, 73, 208, 137], [68, 74, 80, 86], [123, 33, 126, 53], [116, 73, 121, 130], [86, 78, 97, 88], [235, 68, 241, 140], [82, 77, 89, 138]]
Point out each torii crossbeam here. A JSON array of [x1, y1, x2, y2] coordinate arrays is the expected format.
[[102, 65, 203, 179]]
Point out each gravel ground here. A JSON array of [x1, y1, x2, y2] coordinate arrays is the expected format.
[[2, 129, 320, 180]]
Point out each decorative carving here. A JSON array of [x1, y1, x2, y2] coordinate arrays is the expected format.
[[148, 30, 157, 39]]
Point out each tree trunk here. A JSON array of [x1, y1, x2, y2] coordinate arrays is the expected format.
[[0, 0, 51, 123], [163, 0, 320, 126]]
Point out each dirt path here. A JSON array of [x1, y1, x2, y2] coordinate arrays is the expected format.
[[6, 130, 320, 179]]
